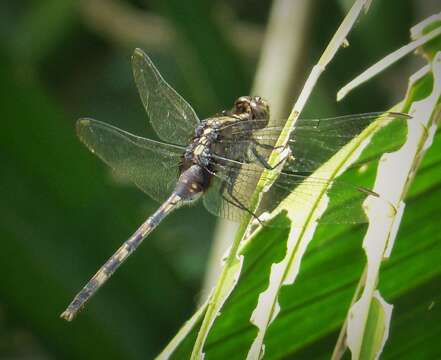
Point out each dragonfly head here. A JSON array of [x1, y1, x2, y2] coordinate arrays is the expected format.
[[232, 96, 269, 128]]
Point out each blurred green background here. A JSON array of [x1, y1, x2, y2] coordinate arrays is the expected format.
[[0, 1, 439, 359]]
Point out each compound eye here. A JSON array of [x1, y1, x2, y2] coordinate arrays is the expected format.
[[235, 101, 247, 113]]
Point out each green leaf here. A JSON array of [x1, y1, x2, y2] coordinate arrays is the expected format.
[[344, 18, 441, 359], [157, 11, 441, 360]]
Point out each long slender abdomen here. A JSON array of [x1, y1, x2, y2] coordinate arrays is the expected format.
[[60, 192, 181, 321]]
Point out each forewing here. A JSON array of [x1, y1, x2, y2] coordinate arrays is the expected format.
[[203, 112, 408, 224], [77, 118, 184, 203], [132, 48, 200, 145], [217, 112, 410, 173], [286, 112, 409, 172]]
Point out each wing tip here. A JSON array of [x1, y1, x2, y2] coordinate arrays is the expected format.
[[76, 118, 99, 143], [76, 117, 91, 133], [77, 118, 91, 126], [132, 48, 147, 63], [133, 47, 143, 57], [132, 48, 155, 78]]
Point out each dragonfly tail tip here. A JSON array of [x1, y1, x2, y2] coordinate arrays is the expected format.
[[60, 309, 75, 322]]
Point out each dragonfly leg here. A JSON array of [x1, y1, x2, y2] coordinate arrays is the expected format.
[[251, 144, 289, 171], [222, 193, 264, 226], [223, 181, 264, 226], [205, 164, 263, 225], [252, 140, 285, 151]]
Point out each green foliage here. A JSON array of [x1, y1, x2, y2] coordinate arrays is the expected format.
[[158, 73, 441, 359], [1, 1, 440, 359], [158, 7, 441, 360]]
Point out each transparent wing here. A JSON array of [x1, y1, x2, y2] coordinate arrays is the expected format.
[[287, 111, 410, 172], [215, 112, 410, 173], [205, 112, 408, 224], [203, 161, 263, 222], [132, 48, 200, 145], [204, 155, 393, 225], [262, 171, 380, 224], [77, 118, 184, 203]]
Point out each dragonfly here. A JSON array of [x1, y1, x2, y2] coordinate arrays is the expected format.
[[61, 48, 409, 321]]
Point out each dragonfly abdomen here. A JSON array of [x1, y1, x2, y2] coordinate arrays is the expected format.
[[175, 164, 210, 202], [61, 191, 182, 321]]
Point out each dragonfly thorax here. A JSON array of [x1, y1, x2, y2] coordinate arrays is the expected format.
[[181, 96, 272, 188], [183, 118, 221, 169]]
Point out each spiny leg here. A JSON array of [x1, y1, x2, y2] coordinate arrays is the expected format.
[[250, 143, 290, 171], [247, 137, 290, 170], [223, 179, 264, 226], [252, 140, 285, 152]]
